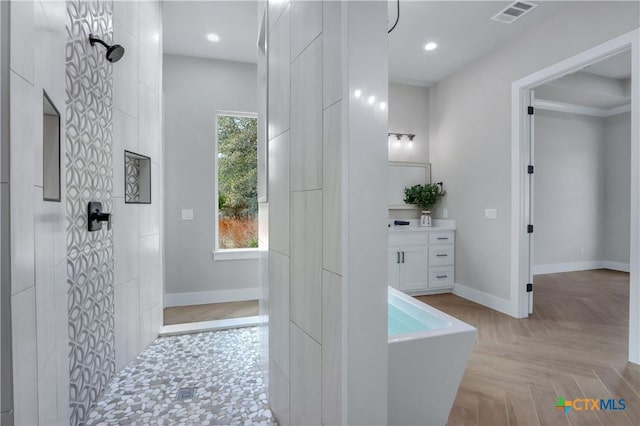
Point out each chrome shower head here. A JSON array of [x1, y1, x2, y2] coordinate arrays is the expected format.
[[89, 34, 125, 63]]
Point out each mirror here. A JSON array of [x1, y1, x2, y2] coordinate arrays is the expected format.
[[388, 162, 431, 208], [124, 151, 151, 204], [43, 91, 61, 202]]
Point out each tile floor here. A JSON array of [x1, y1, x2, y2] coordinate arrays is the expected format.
[[87, 327, 275, 425]]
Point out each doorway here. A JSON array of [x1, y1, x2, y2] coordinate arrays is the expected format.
[[161, 1, 265, 331], [511, 29, 640, 364]]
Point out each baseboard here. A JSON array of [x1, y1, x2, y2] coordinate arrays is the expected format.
[[453, 283, 512, 316], [601, 261, 630, 273], [533, 261, 630, 275], [164, 287, 260, 307]]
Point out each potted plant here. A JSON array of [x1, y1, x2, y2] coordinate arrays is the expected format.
[[403, 183, 446, 227]]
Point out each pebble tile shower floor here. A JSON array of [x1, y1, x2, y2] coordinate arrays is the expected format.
[[87, 327, 275, 425]]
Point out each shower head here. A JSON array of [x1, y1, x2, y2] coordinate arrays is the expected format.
[[89, 34, 125, 63]]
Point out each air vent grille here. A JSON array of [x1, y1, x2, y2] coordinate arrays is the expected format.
[[491, 1, 538, 24]]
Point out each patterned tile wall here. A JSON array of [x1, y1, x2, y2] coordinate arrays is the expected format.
[[65, 1, 116, 424], [124, 155, 140, 203]]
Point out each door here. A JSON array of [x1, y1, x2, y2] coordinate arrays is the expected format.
[[398, 245, 428, 291], [526, 89, 535, 314]]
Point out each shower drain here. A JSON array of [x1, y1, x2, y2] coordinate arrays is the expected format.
[[175, 387, 197, 401]]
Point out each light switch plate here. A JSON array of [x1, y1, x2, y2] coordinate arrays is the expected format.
[[484, 208, 497, 219], [181, 209, 194, 220], [442, 208, 449, 219]]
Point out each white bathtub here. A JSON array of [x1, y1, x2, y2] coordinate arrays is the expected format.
[[388, 287, 476, 426]]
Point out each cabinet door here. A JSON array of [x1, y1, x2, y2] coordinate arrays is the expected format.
[[388, 247, 401, 289], [398, 245, 428, 291]]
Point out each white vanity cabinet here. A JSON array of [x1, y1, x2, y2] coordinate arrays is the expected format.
[[388, 225, 455, 295]]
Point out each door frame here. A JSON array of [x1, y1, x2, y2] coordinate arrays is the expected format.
[[510, 29, 640, 364]]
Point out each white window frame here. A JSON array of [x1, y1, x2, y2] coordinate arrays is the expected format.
[[213, 110, 260, 261]]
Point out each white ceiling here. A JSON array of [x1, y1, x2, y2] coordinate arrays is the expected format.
[[388, 1, 566, 86], [161, 1, 572, 87], [582, 49, 632, 79], [162, 1, 258, 64], [535, 49, 631, 109]]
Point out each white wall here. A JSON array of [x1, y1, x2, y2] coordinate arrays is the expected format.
[[533, 109, 631, 272], [163, 54, 259, 303], [428, 1, 639, 302], [604, 112, 631, 265], [112, 0, 165, 372], [388, 83, 430, 221], [388, 83, 429, 163], [7, 1, 163, 424], [266, 1, 389, 424], [533, 110, 605, 266]]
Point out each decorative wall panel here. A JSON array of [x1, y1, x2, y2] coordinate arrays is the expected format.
[[124, 155, 140, 203], [65, 1, 115, 424]]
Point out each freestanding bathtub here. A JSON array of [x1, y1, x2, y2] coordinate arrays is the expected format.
[[388, 287, 476, 426]]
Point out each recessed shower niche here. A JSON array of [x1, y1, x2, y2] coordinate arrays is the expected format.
[[124, 150, 152, 204], [43, 91, 61, 201]]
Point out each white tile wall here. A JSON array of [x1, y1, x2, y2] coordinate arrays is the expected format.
[[34, 188, 56, 376], [290, 190, 322, 342], [291, 0, 322, 61], [113, 197, 140, 285], [112, 0, 164, 377], [9, 71, 35, 296], [268, 0, 289, 31], [139, 234, 162, 312], [268, 250, 290, 376], [269, 358, 290, 426], [5, 2, 164, 424], [268, 131, 290, 255], [322, 0, 342, 108], [9, 0, 35, 83], [322, 270, 342, 426], [322, 101, 342, 275], [113, 20, 139, 119], [290, 36, 323, 192], [114, 278, 141, 370], [138, 85, 162, 162], [114, 0, 139, 39], [112, 109, 139, 198], [267, 6, 290, 140], [11, 287, 38, 426], [138, 6, 161, 93], [37, 353, 58, 426], [290, 323, 322, 425]]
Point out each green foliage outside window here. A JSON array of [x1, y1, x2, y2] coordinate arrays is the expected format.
[[217, 115, 259, 249]]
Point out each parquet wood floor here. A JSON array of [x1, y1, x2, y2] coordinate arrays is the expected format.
[[163, 299, 259, 325], [417, 269, 639, 426]]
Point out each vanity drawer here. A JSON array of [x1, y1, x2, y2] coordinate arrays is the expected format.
[[429, 266, 454, 288], [389, 231, 428, 247], [429, 245, 455, 266], [429, 231, 455, 245]]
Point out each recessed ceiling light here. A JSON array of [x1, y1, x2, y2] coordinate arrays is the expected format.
[[354, 89, 362, 98], [368, 95, 376, 105], [424, 42, 438, 51], [207, 33, 220, 43]]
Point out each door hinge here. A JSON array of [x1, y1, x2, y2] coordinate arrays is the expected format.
[[528, 106, 534, 115], [527, 224, 534, 233], [526, 283, 533, 292], [527, 165, 534, 174]]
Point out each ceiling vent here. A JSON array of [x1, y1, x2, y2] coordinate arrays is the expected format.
[[491, 1, 538, 24]]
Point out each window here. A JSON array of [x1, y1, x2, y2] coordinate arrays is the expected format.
[[216, 113, 259, 252]]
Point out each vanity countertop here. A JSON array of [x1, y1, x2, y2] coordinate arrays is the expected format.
[[388, 219, 456, 232]]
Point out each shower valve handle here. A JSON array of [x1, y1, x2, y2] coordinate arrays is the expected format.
[[88, 201, 112, 232]]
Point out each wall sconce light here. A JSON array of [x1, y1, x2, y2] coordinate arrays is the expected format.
[[388, 132, 416, 149]]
